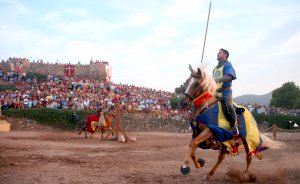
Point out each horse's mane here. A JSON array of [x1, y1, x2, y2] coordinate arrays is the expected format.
[[198, 64, 217, 95]]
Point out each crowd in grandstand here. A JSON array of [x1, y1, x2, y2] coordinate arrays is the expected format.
[[243, 103, 300, 116], [0, 68, 298, 121], [0, 70, 191, 120]]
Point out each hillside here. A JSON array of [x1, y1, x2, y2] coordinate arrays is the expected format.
[[234, 92, 272, 106]]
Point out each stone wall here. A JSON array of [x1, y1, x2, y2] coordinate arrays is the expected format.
[[88, 63, 106, 80], [0, 59, 108, 80], [121, 113, 190, 133], [6, 113, 190, 133]]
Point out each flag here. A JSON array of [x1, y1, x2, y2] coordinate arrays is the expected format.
[[64, 64, 75, 77]]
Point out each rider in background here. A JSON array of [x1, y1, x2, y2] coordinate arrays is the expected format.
[[213, 48, 238, 135]]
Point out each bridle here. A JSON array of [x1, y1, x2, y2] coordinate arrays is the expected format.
[[185, 74, 202, 101], [185, 73, 215, 108]]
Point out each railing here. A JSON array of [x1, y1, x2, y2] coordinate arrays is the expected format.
[[260, 124, 300, 140]]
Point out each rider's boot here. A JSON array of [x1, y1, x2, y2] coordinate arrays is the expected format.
[[230, 124, 239, 137]]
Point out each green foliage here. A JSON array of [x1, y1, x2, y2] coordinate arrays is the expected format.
[[0, 84, 16, 92], [270, 82, 300, 109], [2, 108, 96, 130], [26, 72, 48, 83], [253, 113, 300, 129], [2, 108, 299, 131], [169, 95, 186, 109], [175, 81, 186, 94], [169, 96, 180, 109], [175, 84, 185, 94]]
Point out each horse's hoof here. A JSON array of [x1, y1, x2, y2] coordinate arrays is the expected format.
[[198, 158, 205, 167], [180, 165, 191, 175]]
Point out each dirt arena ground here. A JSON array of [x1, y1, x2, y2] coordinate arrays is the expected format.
[[0, 131, 299, 184]]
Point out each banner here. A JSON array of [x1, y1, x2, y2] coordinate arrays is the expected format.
[[64, 64, 75, 77]]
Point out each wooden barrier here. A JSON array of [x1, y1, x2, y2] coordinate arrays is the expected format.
[[0, 119, 11, 132], [0, 105, 11, 132], [261, 123, 300, 141], [272, 124, 277, 140]]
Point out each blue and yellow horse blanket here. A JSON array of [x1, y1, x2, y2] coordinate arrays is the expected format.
[[191, 102, 266, 155]]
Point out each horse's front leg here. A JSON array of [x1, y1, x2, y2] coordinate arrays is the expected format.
[[204, 145, 227, 180], [191, 128, 214, 168], [181, 128, 213, 175]]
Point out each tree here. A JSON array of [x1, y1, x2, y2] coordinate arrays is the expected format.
[[175, 81, 186, 94], [169, 94, 189, 110], [169, 95, 181, 109], [0, 84, 16, 92], [270, 82, 300, 109], [26, 72, 48, 83]]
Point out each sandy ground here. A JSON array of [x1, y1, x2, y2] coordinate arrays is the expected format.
[[0, 131, 299, 184]]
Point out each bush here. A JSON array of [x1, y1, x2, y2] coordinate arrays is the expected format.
[[253, 113, 300, 129], [2, 108, 96, 130], [26, 72, 48, 83], [2, 108, 299, 130], [170, 95, 186, 109], [0, 84, 16, 92]]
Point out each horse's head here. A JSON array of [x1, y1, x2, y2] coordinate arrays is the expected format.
[[184, 64, 217, 105]]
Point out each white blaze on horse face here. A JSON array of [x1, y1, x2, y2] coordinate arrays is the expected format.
[[185, 77, 195, 95]]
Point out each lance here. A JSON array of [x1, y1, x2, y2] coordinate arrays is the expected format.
[[201, 0, 212, 63]]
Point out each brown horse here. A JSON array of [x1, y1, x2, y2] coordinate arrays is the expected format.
[[180, 65, 285, 180]]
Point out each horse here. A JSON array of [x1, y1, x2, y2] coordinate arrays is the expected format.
[[180, 64, 285, 180], [83, 110, 115, 139]]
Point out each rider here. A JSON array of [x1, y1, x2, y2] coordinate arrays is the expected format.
[[213, 48, 239, 135]]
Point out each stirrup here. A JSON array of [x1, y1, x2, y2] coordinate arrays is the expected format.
[[231, 126, 239, 137], [234, 126, 239, 135]]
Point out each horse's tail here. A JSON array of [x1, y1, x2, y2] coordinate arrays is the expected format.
[[260, 133, 286, 149]]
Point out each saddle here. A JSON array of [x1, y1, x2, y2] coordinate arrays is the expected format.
[[220, 100, 245, 125]]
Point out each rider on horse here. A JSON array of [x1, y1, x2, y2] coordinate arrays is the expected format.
[[213, 48, 239, 135]]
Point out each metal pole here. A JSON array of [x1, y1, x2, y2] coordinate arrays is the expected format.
[[201, 0, 212, 63]]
